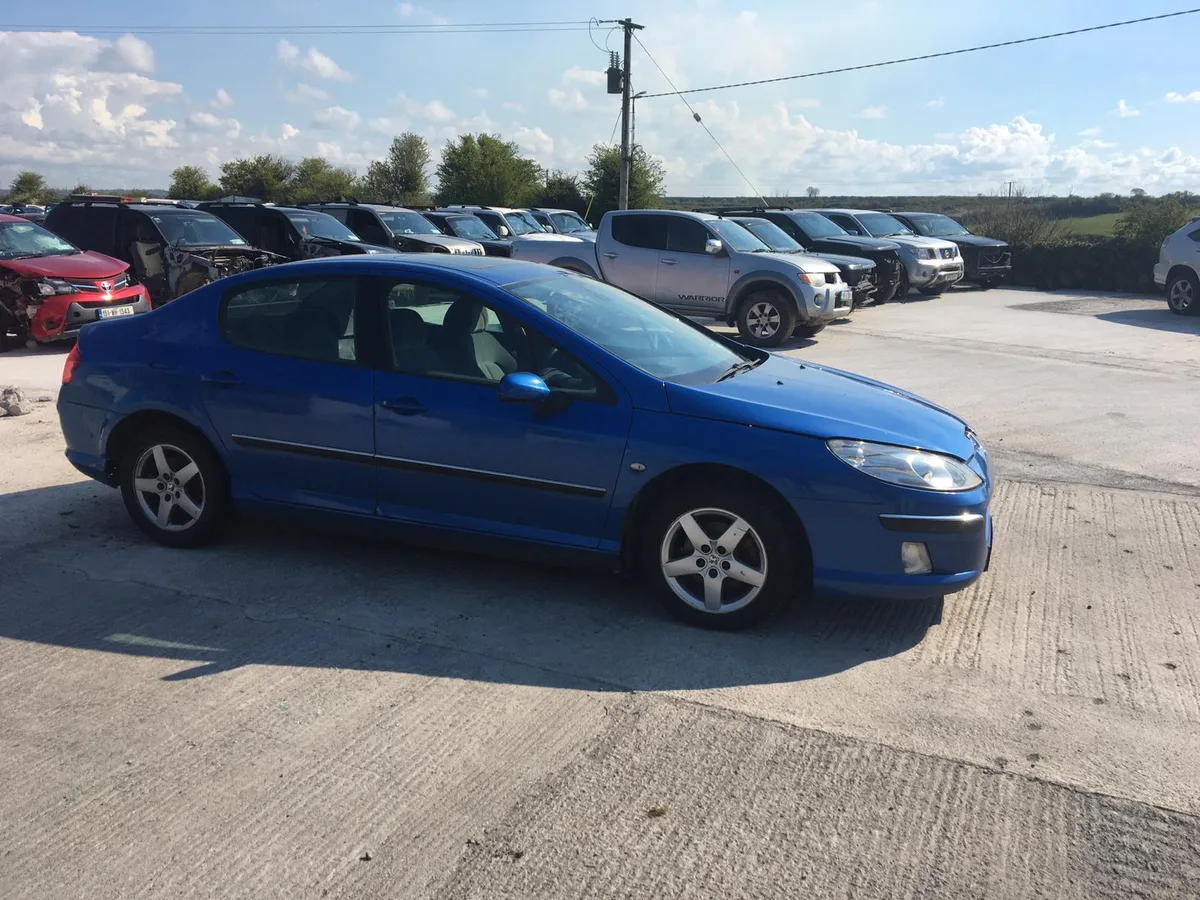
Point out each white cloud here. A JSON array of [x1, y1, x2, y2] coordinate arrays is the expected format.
[[926, 97, 945, 109], [562, 66, 606, 87], [312, 105, 361, 130], [548, 87, 588, 111], [514, 125, 554, 159], [1165, 91, 1200, 104], [502, 101, 523, 112], [397, 1, 415, 14], [470, 87, 489, 99], [423, 99, 454, 122], [210, 88, 233, 109], [1115, 99, 1140, 118], [188, 110, 240, 138], [280, 123, 299, 140], [277, 40, 352, 81], [859, 106, 886, 119], [1079, 127, 1102, 137], [285, 82, 329, 104], [110, 35, 155, 74], [792, 99, 820, 109]]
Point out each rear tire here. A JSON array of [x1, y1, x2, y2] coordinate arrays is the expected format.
[[641, 482, 804, 630], [118, 425, 228, 548], [1166, 270, 1200, 316], [735, 290, 795, 348]]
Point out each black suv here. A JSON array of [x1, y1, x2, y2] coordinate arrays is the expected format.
[[726, 216, 880, 308], [712, 207, 904, 304], [299, 201, 485, 255], [422, 211, 512, 257], [891, 212, 1011, 288], [44, 195, 282, 305], [197, 199, 397, 260]]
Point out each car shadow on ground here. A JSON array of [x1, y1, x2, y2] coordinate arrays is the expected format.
[[1096, 308, 1200, 335], [2, 479, 944, 693]]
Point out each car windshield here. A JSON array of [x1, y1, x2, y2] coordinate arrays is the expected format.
[[283, 211, 361, 241], [737, 219, 802, 252], [152, 212, 247, 247], [0, 221, 78, 259], [378, 212, 441, 235], [857, 213, 913, 237], [551, 212, 592, 233], [793, 212, 847, 238], [708, 219, 771, 252], [503, 211, 542, 236], [506, 273, 751, 385], [907, 214, 971, 237], [448, 216, 498, 240]]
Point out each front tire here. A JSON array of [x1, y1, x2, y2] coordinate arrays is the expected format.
[[735, 290, 796, 348], [642, 483, 804, 629], [792, 322, 827, 338], [918, 285, 946, 297], [118, 425, 228, 548], [1166, 270, 1200, 316]]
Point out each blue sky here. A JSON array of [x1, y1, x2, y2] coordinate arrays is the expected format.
[[2, 0, 1198, 195]]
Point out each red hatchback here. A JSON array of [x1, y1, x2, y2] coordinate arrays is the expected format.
[[0, 212, 150, 346]]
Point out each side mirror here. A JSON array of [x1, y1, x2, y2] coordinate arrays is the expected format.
[[498, 372, 551, 403], [497, 225, 511, 238], [704, 238, 724, 255]]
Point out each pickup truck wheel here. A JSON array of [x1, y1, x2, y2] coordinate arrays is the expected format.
[[1166, 271, 1199, 316], [735, 291, 795, 347], [918, 286, 946, 297], [643, 484, 800, 629]]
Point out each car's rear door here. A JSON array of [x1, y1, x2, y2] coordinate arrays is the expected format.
[[198, 272, 376, 514], [604, 213, 666, 301]]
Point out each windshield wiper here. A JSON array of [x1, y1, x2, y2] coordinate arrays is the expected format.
[[716, 358, 762, 382]]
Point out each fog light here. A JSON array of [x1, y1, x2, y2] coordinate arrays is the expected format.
[[901, 541, 933, 575]]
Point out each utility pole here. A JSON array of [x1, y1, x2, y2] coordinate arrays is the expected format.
[[617, 18, 643, 210]]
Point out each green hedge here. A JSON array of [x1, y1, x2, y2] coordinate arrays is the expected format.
[[1007, 238, 1160, 294]]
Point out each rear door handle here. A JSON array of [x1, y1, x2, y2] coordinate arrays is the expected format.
[[380, 396, 427, 415], [200, 371, 241, 386], [601, 252, 618, 259], [661, 258, 677, 265]]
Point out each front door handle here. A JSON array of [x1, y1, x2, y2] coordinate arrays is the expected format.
[[601, 251, 618, 259], [380, 396, 427, 415], [661, 258, 677, 265], [200, 370, 241, 386]]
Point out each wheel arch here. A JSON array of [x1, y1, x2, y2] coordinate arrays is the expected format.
[[104, 409, 225, 483], [1165, 263, 1199, 286], [550, 257, 599, 279], [620, 462, 813, 583], [726, 274, 800, 324]]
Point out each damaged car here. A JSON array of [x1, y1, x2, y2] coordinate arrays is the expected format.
[[44, 196, 285, 307], [197, 199, 398, 261], [0, 212, 150, 347]]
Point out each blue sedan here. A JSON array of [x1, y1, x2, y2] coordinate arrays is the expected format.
[[57, 255, 992, 628]]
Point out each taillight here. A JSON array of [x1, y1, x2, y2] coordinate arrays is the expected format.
[[62, 342, 81, 385]]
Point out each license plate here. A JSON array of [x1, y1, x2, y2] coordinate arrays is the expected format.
[[98, 306, 135, 319]]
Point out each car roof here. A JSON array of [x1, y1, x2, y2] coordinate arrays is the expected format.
[[0, 212, 34, 223], [891, 211, 940, 217], [239, 253, 550, 286], [612, 209, 721, 221]]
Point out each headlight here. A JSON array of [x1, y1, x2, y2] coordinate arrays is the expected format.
[[36, 278, 75, 296], [798, 272, 826, 287], [827, 439, 982, 491], [910, 248, 935, 260]]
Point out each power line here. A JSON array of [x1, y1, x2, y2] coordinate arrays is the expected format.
[[0, 20, 595, 35], [633, 34, 766, 206], [641, 8, 1200, 98]]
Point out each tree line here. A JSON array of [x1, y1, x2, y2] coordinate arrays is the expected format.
[[3, 131, 667, 225]]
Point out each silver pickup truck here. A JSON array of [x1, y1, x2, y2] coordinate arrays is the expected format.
[[510, 209, 853, 346]]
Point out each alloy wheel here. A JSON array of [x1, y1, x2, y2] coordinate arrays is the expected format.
[[132, 443, 206, 532], [745, 301, 781, 339], [1169, 278, 1194, 312], [659, 507, 768, 614]]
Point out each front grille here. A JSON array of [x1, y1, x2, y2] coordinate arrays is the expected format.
[[68, 274, 129, 292], [939, 248, 957, 260], [980, 249, 1010, 266]]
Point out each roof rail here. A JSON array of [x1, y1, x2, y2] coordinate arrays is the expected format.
[[205, 195, 265, 205], [298, 196, 359, 206], [68, 193, 134, 204]]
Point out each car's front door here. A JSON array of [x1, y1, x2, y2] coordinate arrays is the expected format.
[[367, 275, 631, 548], [198, 274, 375, 514], [657, 215, 731, 314], [605, 213, 666, 301]]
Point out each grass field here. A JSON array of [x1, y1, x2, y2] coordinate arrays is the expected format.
[[1058, 213, 1122, 236]]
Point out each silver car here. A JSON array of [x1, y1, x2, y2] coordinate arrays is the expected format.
[[1153, 217, 1200, 315], [813, 209, 964, 296]]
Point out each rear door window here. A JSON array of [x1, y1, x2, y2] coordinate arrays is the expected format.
[[222, 277, 359, 365], [610, 214, 668, 250]]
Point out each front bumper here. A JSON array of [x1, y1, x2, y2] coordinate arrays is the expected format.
[[30, 286, 151, 342], [1153, 262, 1169, 288], [906, 258, 965, 287], [799, 283, 855, 322]]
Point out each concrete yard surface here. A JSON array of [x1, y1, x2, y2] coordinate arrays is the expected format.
[[1, 286, 1198, 899]]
